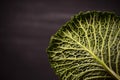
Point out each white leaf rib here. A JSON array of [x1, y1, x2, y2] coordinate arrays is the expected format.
[[58, 47, 85, 51], [56, 57, 92, 61], [52, 37, 76, 45], [84, 76, 112, 80], [91, 14, 97, 52], [76, 69, 106, 79], [110, 28, 120, 47], [116, 41, 120, 75], [78, 20, 91, 50], [106, 15, 112, 69], [68, 24, 81, 42]]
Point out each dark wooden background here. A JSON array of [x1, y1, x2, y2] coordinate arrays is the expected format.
[[0, 0, 120, 80]]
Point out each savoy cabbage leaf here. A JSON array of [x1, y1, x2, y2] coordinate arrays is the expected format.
[[47, 11, 120, 80]]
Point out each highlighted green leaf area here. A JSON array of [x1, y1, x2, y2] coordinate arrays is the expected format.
[[47, 11, 120, 80]]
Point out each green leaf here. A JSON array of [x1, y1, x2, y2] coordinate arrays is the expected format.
[[47, 11, 120, 80]]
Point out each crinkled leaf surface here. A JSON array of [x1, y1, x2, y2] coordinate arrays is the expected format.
[[47, 11, 120, 80]]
